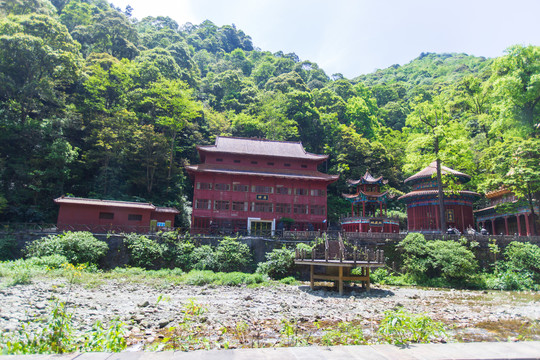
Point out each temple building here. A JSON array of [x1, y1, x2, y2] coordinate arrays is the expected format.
[[475, 188, 538, 236], [185, 137, 339, 235], [398, 162, 479, 233], [54, 196, 179, 233], [341, 172, 399, 233]]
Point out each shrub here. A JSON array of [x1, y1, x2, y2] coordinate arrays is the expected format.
[[123, 233, 164, 269], [487, 269, 535, 291], [190, 245, 216, 270], [503, 242, 540, 281], [25, 232, 108, 265], [214, 237, 251, 272], [398, 233, 477, 281], [256, 246, 295, 280], [174, 241, 195, 270]]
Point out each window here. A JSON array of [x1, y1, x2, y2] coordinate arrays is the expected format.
[[276, 186, 290, 195], [215, 183, 230, 191], [310, 205, 325, 215], [252, 185, 273, 193], [234, 159, 241, 163], [275, 203, 291, 213], [267, 162, 274, 166], [310, 189, 325, 197], [195, 199, 211, 209], [216, 158, 223, 162], [99, 212, 114, 220], [284, 163, 291, 167], [233, 184, 249, 192], [214, 200, 230, 210], [301, 164, 307, 168], [251, 161, 258, 164], [196, 182, 212, 190], [295, 188, 308, 196], [293, 204, 308, 214], [128, 214, 142, 221], [252, 202, 273, 213], [232, 201, 247, 211]]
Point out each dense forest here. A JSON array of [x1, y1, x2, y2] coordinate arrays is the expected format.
[[0, 0, 538, 230]]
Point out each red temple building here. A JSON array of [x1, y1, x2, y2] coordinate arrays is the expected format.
[[54, 196, 179, 233], [475, 189, 538, 236], [341, 172, 399, 233], [185, 137, 339, 235], [398, 162, 479, 233]]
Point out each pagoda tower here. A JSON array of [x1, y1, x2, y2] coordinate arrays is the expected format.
[[398, 161, 479, 233], [341, 171, 399, 233]]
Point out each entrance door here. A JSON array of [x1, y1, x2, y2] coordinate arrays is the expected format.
[[250, 221, 272, 236]]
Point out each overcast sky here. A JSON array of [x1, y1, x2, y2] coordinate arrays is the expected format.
[[110, 0, 540, 79]]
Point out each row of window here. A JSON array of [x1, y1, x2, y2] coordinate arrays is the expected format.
[[215, 158, 308, 168], [195, 200, 325, 215], [196, 182, 325, 196], [98, 212, 142, 221]]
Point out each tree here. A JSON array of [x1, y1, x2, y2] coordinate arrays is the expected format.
[[490, 45, 540, 139], [405, 94, 457, 233]]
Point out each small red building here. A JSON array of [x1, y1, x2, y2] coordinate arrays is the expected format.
[[341, 172, 399, 233], [398, 162, 479, 233], [54, 197, 179, 233], [185, 137, 339, 235]]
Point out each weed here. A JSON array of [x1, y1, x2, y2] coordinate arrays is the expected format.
[[377, 307, 446, 345], [320, 321, 367, 346]]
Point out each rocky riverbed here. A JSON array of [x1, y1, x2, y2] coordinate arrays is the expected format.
[[1, 279, 539, 349]]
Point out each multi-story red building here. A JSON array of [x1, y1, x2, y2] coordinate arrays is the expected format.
[[185, 137, 339, 235]]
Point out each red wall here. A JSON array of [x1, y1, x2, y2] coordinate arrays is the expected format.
[[57, 204, 176, 233]]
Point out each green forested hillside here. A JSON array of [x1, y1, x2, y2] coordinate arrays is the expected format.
[[0, 0, 538, 230]]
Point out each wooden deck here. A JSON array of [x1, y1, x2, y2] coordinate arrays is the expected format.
[[294, 235, 385, 295]]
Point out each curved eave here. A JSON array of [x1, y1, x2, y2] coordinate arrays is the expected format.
[[185, 165, 339, 183], [398, 190, 480, 203], [342, 190, 393, 200], [404, 162, 471, 185]]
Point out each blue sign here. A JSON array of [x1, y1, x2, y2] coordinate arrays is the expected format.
[[157, 222, 166, 227]]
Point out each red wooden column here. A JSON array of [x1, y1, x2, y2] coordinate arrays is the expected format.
[[504, 216, 509, 236], [435, 205, 440, 230], [362, 202, 366, 217], [525, 213, 531, 236], [379, 202, 383, 217], [517, 214, 522, 236], [491, 219, 496, 236], [351, 203, 354, 217]]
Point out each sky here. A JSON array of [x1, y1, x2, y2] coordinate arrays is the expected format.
[[110, 0, 540, 79]]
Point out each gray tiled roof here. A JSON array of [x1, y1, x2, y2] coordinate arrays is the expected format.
[[197, 137, 328, 160]]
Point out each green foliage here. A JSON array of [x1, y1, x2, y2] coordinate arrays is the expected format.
[[256, 246, 295, 280], [24, 232, 108, 265], [377, 307, 446, 345], [0, 300, 126, 354], [190, 245, 216, 270], [398, 233, 478, 281], [320, 321, 366, 346], [123, 233, 165, 269], [214, 237, 251, 272], [180, 270, 267, 286]]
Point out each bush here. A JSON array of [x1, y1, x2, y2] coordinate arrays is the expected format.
[[174, 241, 195, 270], [377, 307, 446, 345], [256, 246, 295, 280], [25, 232, 108, 265], [487, 269, 535, 291], [190, 245, 216, 270], [123, 233, 164, 269], [503, 242, 540, 282], [214, 237, 251, 272], [398, 233, 477, 281], [31, 254, 69, 269]]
